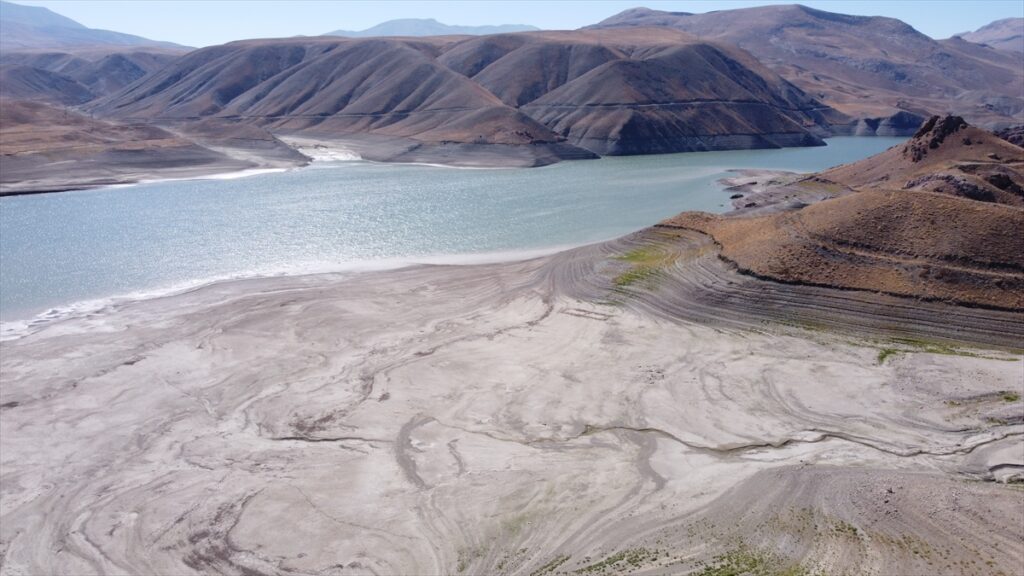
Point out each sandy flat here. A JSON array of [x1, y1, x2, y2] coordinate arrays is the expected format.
[[0, 234, 1022, 575]]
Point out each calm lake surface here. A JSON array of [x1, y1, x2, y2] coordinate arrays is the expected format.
[[0, 137, 904, 329]]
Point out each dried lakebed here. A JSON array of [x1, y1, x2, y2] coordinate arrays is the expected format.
[[1, 229, 1022, 576]]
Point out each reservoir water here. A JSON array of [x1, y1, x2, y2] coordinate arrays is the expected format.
[[0, 137, 904, 330]]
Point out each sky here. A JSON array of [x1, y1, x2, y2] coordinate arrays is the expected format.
[[11, 0, 1024, 47]]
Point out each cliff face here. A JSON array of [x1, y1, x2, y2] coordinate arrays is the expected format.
[[591, 6, 1024, 130]]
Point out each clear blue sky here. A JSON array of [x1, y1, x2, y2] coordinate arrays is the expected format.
[[11, 0, 1024, 47]]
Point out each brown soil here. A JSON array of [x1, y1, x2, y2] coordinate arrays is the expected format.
[[0, 99, 254, 194], [821, 115, 1024, 206], [662, 116, 1024, 311]]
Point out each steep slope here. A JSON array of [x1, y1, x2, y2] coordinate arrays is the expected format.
[[325, 18, 537, 37], [0, 0, 184, 50], [956, 18, 1024, 53], [88, 38, 559, 145], [664, 117, 1024, 310], [439, 29, 832, 155], [83, 37, 597, 167], [89, 32, 835, 162], [590, 6, 1024, 129], [0, 48, 182, 102], [0, 65, 95, 105]]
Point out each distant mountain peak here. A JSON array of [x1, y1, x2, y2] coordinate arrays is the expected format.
[[587, 4, 1022, 128], [0, 0, 85, 29], [955, 17, 1024, 53], [0, 0, 187, 50], [324, 18, 539, 38]]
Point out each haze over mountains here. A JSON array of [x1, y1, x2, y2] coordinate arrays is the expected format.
[[0, 0, 183, 50], [0, 1, 187, 108], [1, 0, 1023, 192], [324, 18, 538, 38], [957, 18, 1024, 53]]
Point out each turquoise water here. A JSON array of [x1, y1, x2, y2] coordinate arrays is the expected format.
[[0, 137, 904, 328]]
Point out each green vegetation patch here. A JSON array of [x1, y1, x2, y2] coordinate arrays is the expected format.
[[498, 547, 529, 572], [872, 335, 1023, 365], [530, 554, 570, 576], [614, 267, 657, 287], [455, 546, 485, 573], [830, 519, 861, 539], [694, 547, 814, 576], [573, 548, 662, 574], [877, 347, 900, 364], [611, 244, 677, 289], [1002, 391, 1020, 402]]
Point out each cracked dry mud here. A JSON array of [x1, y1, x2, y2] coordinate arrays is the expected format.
[[1, 228, 1022, 576]]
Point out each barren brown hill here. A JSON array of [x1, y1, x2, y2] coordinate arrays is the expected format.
[[821, 115, 1024, 206], [591, 6, 1024, 129], [87, 38, 563, 144], [0, 99, 256, 194], [663, 117, 1024, 310], [86, 31, 833, 160], [438, 28, 832, 154], [0, 48, 183, 102], [0, 64, 95, 105]]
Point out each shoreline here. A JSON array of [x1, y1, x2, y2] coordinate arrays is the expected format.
[[0, 241, 594, 342], [1, 134, 895, 197], [0, 163, 299, 196], [2, 222, 1021, 575]]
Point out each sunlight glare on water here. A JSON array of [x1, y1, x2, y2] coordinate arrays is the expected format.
[[0, 137, 904, 324]]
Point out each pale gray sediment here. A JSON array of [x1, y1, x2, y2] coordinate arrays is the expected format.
[[0, 228, 1021, 575], [281, 133, 599, 168]]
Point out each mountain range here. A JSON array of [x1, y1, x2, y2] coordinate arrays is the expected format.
[[1, 1, 1022, 192], [324, 18, 537, 37], [0, 0, 184, 50], [88, 29, 832, 160], [589, 6, 1024, 130], [957, 18, 1024, 53]]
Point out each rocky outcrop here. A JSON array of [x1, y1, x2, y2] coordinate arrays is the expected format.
[[995, 125, 1024, 147], [661, 117, 1024, 311], [821, 114, 1024, 206]]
